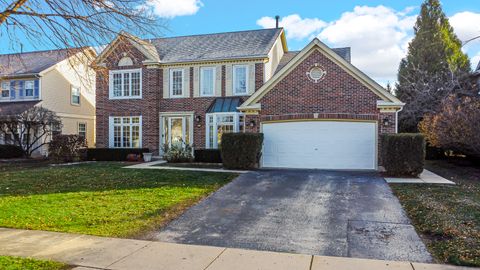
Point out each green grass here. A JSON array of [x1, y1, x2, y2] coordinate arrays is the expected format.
[[0, 162, 236, 237], [0, 256, 67, 270], [391, 160, 480, 267]]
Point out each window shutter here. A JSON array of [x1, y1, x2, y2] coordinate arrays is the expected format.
[[10, 81, 16, 100], [18, 81, 24, 98], [34, 80, 39, 98]]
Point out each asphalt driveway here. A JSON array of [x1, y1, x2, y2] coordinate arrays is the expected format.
[[153, 170, 432, 262]]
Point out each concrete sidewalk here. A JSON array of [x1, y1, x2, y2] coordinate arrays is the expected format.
[[0, 228, 469, 270]]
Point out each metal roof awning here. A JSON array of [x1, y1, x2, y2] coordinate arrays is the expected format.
[[206, 97, 243, 113]]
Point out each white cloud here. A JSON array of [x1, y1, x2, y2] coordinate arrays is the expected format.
[[143, 0, 203, 18], [319, 6, 416, 81], [450, 12, 480, 45], [257, 14, 327, 40]]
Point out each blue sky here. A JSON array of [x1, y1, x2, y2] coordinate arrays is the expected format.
[[1, 0, 479, 84]]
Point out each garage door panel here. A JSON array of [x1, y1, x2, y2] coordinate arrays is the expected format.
[[262, 121, 376, 170]]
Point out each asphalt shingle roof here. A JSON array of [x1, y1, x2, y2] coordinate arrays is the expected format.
[[150, 28, 282, 63], [0, 48, 81, 77], [0, 101, 40, 117]]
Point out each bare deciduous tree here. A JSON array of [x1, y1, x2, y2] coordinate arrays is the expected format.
[[0, 106, 62, 157], [0, 0, 167, 52]]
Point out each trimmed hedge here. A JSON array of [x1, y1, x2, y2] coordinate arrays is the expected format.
[[381, 133, 425, 177], [86, 148, 150, 161], [48, 135, 87, 162], [0, 144, 24, 159], [194, 149, 222, 163], [221, 133, 263, 169]]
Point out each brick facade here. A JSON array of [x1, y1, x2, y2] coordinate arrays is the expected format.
[[96, 37, 398, 163]]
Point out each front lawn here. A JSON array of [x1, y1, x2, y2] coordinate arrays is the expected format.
[[0, 162, 236, 237], [391, 160, 480, 267], [0, 256, 67, 270]]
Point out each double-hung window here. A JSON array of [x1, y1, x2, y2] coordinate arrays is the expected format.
[[25, 81, 34, 97], [109, 69, 141, 99], [1, 81, 9, 98], [78, 123, 87, 139], [110, 116, 141, 148], [200, 67, 215, 96], [71, 86, 80, 105], [170, 69, 184, 97], [233, 65, 248, 95]]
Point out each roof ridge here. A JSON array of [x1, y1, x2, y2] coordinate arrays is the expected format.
[[0, 47, 88, 57], [149, 28, 283, 42]]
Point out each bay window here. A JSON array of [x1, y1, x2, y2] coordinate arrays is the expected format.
[[206, 113, 245, 149], [109, 69, 142, 99], [109, 116, 142, 148], [233, 65, 248, 95], [200, 67, 215, 96], [170, 69, 184, 97]]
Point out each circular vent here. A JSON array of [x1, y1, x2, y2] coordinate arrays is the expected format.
[[307, 66, 326, 83]]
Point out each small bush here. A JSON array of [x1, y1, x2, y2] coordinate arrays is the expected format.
[[162, 144, 194, 163], [194, 149, 222, 163], [381, 133, 425, 177], [221, 133, 263, 170], [48, 135, 87, 162], [0, 144, 24, 159], [86, 148, 149, 161]]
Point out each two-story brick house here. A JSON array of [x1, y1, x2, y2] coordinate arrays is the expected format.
[[94, 28, 404, 170], [0, 48, 96, 155]]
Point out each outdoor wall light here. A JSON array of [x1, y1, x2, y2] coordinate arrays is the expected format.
[[382, 117, 390, 126], [195, 115, 202, 122], [249, 120, 256, 127]]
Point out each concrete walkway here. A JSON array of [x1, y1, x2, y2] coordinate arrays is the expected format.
[[0, 228, 469, 270], [385, 170, 455, 185], [124, 160, 250, 174]]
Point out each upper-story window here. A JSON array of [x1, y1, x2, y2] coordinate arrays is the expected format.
[[25, 81, 34, 97], [109, 69, 142, 99], [71, 86, 80, 105], [1, 81, 10, 98], [233, 65, 248, 95], [170, 68, 184, 97], [200, 67, 215, 96]]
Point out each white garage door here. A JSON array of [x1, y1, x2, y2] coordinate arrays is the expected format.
[[262, 121, 377, 170]]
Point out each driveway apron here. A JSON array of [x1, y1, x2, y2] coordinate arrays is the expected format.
[[153, 170, 432, 263]]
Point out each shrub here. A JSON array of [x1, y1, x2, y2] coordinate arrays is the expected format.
[[86, 148, 149, 161], [221, 133, 263, 170], [0, 144, 24, 159], [419, 94, 480, 159], [162, 143, 193, 163], [194, 149, 222, 163], [381, 133, 425, 177], [48, 135, 87, 162]]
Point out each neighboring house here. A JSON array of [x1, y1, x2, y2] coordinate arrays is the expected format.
[[94, 28, 403, 170], [0, 48, 97, 155], [473, 60, 480, 93]]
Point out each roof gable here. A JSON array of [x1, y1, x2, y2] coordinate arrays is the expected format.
[[240, 38, 403, 108]]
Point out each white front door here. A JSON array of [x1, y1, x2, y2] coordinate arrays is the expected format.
[[168, 117, 185, 147], [160, 114, 192, 150], [262, 121, 377, 170]]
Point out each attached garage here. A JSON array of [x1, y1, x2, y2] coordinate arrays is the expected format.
[[262, 121, 377, 170]]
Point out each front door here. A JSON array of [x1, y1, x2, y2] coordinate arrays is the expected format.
[[168, 117, 185, 147]]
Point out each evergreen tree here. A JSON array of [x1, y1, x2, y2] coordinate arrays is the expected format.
[[396, 0, 471, 132]]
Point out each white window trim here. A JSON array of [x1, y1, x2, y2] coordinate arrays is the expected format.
[[159, 112, 194, 153], [71, 85, 81, 106], [232, 65, 249, 96], [169, 68, 184, 98], [77, 122, 87, 137], [0, 81, 10, 100], [108, 116, 142, 148], [108, 68, 142, 100], [205, 112, 245, 149], [24, 80, 34, 97], [200, 66, 216, 97]]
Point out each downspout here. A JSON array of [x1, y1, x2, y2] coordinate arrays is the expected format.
[[395, 106, 403, 134]]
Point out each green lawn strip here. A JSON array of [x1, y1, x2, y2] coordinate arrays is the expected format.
[[0, 256, 68, 270], [0, 162, 236, 237], [390, 160, 480, 267]]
